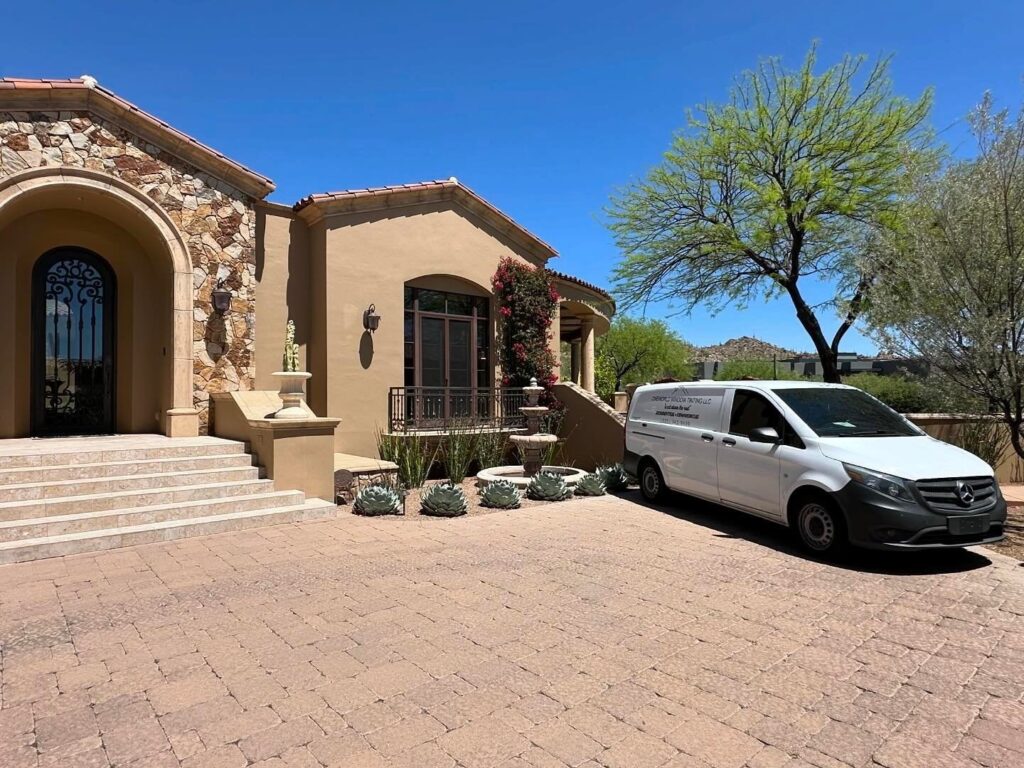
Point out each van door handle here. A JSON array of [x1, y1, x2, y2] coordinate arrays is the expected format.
[[701, 434, 714, 443], [722, 437, 737, 447]]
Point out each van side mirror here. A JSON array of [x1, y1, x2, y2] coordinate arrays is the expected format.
[[749, 426, 781, 444]]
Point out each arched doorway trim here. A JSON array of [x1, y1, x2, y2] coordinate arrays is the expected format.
[[0, 167, 197, 436]]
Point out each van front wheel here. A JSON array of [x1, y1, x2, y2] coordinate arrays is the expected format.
[[795, 497, 847, 556], [639, 461, 668, 504]]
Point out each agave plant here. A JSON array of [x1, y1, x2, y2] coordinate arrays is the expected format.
[[597, 464, 630, 492], [527, 471, 572, 502], [421, 482, 468, 517], [354, 483, 402, 516], [574, 473, 606, 497], [479, 479, 521, 509]]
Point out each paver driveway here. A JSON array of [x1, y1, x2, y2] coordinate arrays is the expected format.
[[1, 493, 1023, 768]]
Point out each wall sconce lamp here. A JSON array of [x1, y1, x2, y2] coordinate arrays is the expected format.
[[363, 303, 381, 332], [212, 279, 232, 314]]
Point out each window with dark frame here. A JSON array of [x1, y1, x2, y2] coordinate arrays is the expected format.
[[729, 389, 804, 448], [403, 286, 491, 390]]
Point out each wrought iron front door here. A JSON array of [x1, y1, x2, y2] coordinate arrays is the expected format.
[[31, 248, 116, 435]]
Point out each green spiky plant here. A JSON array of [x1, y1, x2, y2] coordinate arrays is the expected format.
[[527, 471, 572, 501], [421, 482, 469, 517], [282, 319, 300, 372], [479, 479, 521, 509], [442, 427, 478, 484], [475, 429, 509, 470], [574, 473, 606, 497], [354, 483, 402, 516], [597, 464, 629, 492]]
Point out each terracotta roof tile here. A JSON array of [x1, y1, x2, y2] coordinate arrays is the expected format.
[[295, 179, 558, 260], [0, 77, 274, 197], [548, 268, 615, 308]]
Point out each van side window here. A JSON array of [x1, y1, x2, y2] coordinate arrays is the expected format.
[[729, 390, 803, 448]]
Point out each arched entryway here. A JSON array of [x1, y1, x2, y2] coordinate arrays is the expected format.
[[0, 168, 198, 438], [31, 247, 117, 436]]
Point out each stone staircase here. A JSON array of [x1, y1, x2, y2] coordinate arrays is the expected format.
[[0, 435, 337, 565]]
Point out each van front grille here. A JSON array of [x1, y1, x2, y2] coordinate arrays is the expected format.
[[913, 476, 997, 514]]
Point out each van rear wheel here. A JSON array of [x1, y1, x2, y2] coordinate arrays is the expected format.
[[795, 496, 848, 556], [639, 460, 668, 504]]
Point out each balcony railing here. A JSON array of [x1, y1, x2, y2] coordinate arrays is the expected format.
[[388, 386, 526, 432]]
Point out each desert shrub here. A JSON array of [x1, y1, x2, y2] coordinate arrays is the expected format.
[[475, 429, 509, 470], [441, 427, 478, 484], [713, 361, 807, 381], [946, 419, 1010, 468], [843, 373, 937, 413], [376, 428, 435, 489]]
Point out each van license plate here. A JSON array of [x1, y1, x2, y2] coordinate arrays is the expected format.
[[948, 515, 989, 535]]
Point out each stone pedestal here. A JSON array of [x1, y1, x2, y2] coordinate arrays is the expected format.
[[272, 372, 313, 419]]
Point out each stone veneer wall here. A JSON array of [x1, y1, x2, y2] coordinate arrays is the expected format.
[[0, 110, 256, 430]]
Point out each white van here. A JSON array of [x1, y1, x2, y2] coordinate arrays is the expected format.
[[624, 381, 1007, 554]]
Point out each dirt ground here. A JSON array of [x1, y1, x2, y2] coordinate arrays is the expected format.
[[987, 503, 1024, 561]]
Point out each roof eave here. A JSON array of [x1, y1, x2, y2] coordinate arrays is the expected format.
[[0, 80, 275, 199], [293, 182, 558, 262]]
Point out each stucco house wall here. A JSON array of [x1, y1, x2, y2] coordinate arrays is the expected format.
[[297, 201, 547, 456]]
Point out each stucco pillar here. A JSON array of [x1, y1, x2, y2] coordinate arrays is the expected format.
[[570, 341, 582, 385], [580, 317, 595, 393]]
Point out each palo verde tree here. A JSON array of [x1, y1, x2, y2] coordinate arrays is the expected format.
[[867, 95, 1024, 458], [609, 45, 933, 382], [594, 316, 690, 399]]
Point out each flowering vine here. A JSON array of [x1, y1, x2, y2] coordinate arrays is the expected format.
[[492, 257, 559, 391]]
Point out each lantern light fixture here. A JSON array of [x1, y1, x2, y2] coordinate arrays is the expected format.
[[363, 303, 381, 332], [212, 279, 232, 314]]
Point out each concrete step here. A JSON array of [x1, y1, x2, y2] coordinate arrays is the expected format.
[[0, 490, 307, 543], [0, 466, 261, 503], [0, 453, 256, 486], [0, 437, 246, 470], [0, 499, 339, 565], [0, 479, 276, 522]]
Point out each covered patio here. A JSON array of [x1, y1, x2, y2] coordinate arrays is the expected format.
[[552, 271, 615, 393]]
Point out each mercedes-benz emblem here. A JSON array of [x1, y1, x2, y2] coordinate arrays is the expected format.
[[955, 480, 975, 505]]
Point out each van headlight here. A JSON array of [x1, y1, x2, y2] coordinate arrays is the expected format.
[[843, 463, 912, 501]]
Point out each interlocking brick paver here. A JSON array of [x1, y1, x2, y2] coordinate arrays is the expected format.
[[1, 494, 1022, 767]]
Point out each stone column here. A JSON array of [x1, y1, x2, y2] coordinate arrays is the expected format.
[[570, 340, 582, 385], [580, 316, 596, 393]]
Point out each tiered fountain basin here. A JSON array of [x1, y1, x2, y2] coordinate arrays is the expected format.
[[477, 463, 588, 489], [475, 378, 588, 489]]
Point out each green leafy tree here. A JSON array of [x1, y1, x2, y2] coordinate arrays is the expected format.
[[609, 45, 933, 383], [595, 316, 690, 399], [866, 95, 1024, 458]]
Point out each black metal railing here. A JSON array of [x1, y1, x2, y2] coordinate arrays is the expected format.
[[388, 386, 526, 432]]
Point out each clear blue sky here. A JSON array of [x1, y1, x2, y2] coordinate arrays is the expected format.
[[3, 1, 1021, 353]]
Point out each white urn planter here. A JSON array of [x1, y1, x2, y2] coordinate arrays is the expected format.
[[272, 371, 312, 419]]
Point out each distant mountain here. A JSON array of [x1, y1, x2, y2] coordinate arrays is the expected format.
[[693, 336, 799, 363]]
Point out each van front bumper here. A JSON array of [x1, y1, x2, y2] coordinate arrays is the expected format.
[[832, 481, 1007, 550]]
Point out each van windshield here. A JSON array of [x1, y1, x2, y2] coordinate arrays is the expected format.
[[773, 388, 921, 438]]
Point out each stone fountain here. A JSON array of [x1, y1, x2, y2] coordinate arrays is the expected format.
[[476, 378, 588, 489]]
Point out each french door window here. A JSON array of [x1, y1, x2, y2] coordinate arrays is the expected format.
[[403, 286, 491, 423]]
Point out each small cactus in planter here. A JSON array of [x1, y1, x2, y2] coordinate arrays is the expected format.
[[574, 473, 606, 497], [480, 479, 522, 509], [282, 319, 300, 372], [527, 471, 573, 501], [421, 482, 468, 517], [354, 483, 402, 516], [597, 464, 630, 492]]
